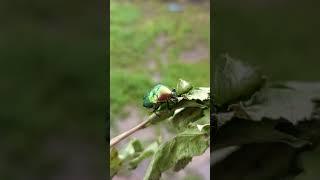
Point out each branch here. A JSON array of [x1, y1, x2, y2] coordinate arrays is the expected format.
[[110, 113, 168, 147], [109, 98, 208, 147]]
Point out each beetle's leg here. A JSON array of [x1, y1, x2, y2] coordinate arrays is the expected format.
[[153, 103, 159, 112], [172, 96, 178, 103], [166, 100, 171, 110], [169, 97, 178, 106], [153, 109, 160, 117], [153, 103, 161, 117]]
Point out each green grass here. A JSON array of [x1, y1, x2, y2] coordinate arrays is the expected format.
[[161, 62, 210, 88], [110, 69, 153, 121], [110, 0, 210, 123]]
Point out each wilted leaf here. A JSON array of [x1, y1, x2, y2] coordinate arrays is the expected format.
[[243, 86, 318, 125], [143, 128, 209, 180], [214, 54, 265, 107]]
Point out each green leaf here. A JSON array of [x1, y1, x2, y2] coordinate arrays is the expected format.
[[118, 138, 143, 161], [129, 141, 160, 170], [150, 86, 209, 125], [110, 147, 122, 178], [176, 79, 193, 95], [185, 87, 210, 101], [149, 108, 175, 124], [170, 107, 210, 134], [111, 139, 160, 175], [196, 123, 210, 132], [214, 54, 265, 107], [170, 107, 205, 131], [143, 128, 209, 180], [174, 99, 208, 109], [173, 157, 192, 171], [189, 110, 210, 134]]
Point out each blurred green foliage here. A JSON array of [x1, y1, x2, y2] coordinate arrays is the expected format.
[[110, 0, 210, 124]]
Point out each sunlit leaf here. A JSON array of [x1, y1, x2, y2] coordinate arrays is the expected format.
[[176, 79, 193, 95], [170, 107, 204, 131], [185, 87, 210, 101], [144, 128, 209, 180]]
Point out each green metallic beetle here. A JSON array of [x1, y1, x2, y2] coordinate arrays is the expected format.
[[143, 84, 178, 112]]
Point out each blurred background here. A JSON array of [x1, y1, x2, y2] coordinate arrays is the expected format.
[[0, 0, 106, 179], [214, 0, 320, 81], [213, 0, 320, 179], [110, 0, 210, 179]]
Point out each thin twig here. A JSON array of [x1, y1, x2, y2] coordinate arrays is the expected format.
[[110, 114, 156, 147]]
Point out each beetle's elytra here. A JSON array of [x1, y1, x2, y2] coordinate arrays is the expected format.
[[143, 84, 176, 110]]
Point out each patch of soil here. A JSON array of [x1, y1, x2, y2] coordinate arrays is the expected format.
[[147, 59, 157, 70], [152, 72, 161, 83], [146, 34, 172, 83], [161, 148, 210, 180], [154, 34, 169, 66], [155, 34, 169, 48], [180, 44, 209, 63], [186, 148, 210, 180]]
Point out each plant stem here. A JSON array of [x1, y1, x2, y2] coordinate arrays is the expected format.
[[110, 114, 156, 147]]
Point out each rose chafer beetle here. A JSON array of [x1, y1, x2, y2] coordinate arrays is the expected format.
[[143, 84, 178, 112]]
